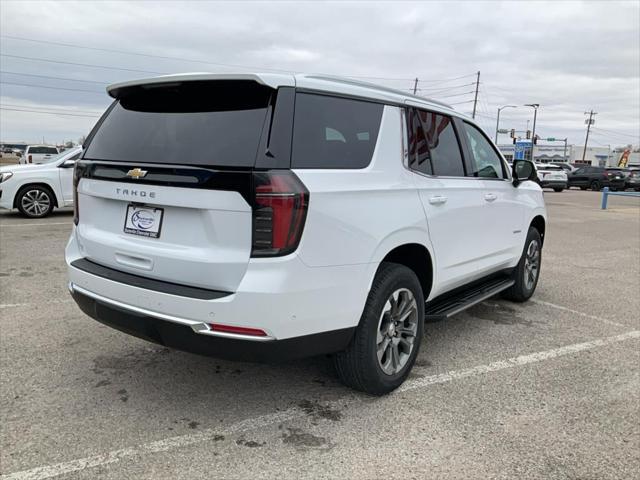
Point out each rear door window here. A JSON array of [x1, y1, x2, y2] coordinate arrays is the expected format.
[[84, 81, 273, 167], [417, 110, 465, 176], [291, 93, 383, 169], [407, 108, 432, 175]]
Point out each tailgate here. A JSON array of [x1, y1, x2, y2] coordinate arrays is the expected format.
[[76, 176, 251, 292]]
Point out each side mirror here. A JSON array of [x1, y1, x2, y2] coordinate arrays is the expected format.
[[60, 160, 76, 168], [512, 160, 537, 186]]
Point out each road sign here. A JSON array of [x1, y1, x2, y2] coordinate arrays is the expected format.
[[497, 129, 509, 134], [546, 137, 556, 141], [514, 141, 530, 160]]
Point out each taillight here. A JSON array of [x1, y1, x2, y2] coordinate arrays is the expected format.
[[28, 155, 32, 163], [72, 163, 84, 225], [251, 170, 308, 257]]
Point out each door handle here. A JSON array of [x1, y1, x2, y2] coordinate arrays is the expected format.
[[428, 195, 448, 205], [484, 193, 498, 202]]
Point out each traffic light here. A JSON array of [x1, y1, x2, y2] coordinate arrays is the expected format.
[[510, 129, 515, 138], [526, 130, 531, 139]]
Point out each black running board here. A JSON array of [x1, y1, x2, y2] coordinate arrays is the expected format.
[[425, 277, 515, 321]]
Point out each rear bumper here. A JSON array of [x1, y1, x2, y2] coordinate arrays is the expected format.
[[66, 227, 371, 342], [70, 286, 354, 362]]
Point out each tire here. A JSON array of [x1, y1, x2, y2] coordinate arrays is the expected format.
[[553, 187, 564, 192], [334, 262, 425, 395], [16, 185, 55, 218], [502, 227, 542, 303], [579, 186, 587, 191], [590, 180, 601, 191]]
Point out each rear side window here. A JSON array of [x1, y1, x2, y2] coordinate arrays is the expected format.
[[291, 93, 383, 169], [84, 81, 273, 167]]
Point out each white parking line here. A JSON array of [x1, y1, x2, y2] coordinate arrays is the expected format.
[[0, 299, 72, 309], [0, 222, 71, 228], [529, 298, 625, 327], [2, 330, 638, 480]]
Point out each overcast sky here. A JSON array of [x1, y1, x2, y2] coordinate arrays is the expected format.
[[0, 0, 638, 149]]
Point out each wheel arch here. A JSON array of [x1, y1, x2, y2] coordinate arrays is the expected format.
[[530, 215, 546, 246], [377, 243, 433, 301], [13, 182, 60, 208]]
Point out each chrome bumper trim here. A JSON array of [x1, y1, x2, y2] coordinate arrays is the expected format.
[[69, 282, 275, 342]]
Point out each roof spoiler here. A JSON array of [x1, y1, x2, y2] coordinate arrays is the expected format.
[[107, 73, 295, 99]]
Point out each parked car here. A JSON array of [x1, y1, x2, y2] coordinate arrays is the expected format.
[[625, 169, 640, 191], [536, 163, 568, 192], [19, 145, 59, 165], [550, 162, 576, 174], [0, 147, 82, 217], [66, 73, 546, 395], [568, 166, 626, 191]]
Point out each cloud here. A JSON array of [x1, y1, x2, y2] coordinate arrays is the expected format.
[[1, 0, 638, 146]]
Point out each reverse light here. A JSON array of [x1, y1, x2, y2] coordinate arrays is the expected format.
[[251, 170, 309, 257], [209, 323, 268, 337]]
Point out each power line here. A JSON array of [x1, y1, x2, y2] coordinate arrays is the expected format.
[[449, 100, 474, 106], [0, 107, 100, 118], [0, 70, 109, 84], [0, 103, 104, 114], [0, 81, 104, 94], [435, 90, 476, 99], [2, 34, 478, 83], [591, 127, 639, 141], [1, 54, 164, 75]]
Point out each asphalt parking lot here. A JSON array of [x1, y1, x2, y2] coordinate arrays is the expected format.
[[1, 190, 638, 480]]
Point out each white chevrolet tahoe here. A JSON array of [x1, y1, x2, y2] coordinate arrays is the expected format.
[[66, 74, 546, 395]]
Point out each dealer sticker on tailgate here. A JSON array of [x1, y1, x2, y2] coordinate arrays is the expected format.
[[124, 205, 164, 238]]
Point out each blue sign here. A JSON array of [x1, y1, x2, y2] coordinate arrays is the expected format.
[[514, 141, 531, 160]]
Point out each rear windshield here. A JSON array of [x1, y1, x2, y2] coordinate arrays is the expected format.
[[540, 165, 562, 171], [84, 81, 272, 167], [29, 146, 58, 154]]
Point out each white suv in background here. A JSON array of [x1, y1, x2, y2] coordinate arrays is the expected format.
[[66, 74, 546, 394], [0, 147, 82, 217]]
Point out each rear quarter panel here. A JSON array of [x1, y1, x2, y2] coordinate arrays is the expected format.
[[293, 105, 432, 268]]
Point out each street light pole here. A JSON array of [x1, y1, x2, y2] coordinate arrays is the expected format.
[[495, 105, 517, 143], [524, 104, 540, 161]]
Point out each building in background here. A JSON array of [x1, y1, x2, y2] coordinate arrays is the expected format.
[[498, 144, 640, 167]]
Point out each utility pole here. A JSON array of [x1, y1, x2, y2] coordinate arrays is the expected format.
[[582, 110, 597, 162], [412, 78, 419, 95], [471, 71, 480, 119]]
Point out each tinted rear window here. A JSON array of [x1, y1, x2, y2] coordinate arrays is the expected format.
[[84, 81, 272, 167], [30, 147, 58, 154], [292, 93, 383, 169]]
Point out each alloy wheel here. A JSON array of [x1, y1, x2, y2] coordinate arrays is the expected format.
[[376, 288, 418, 375], [523, 239, 540, 291], [21, 189, 51, 217]]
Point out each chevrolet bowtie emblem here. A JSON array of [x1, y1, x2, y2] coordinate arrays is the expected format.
[[126, 168, 148, 179]]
